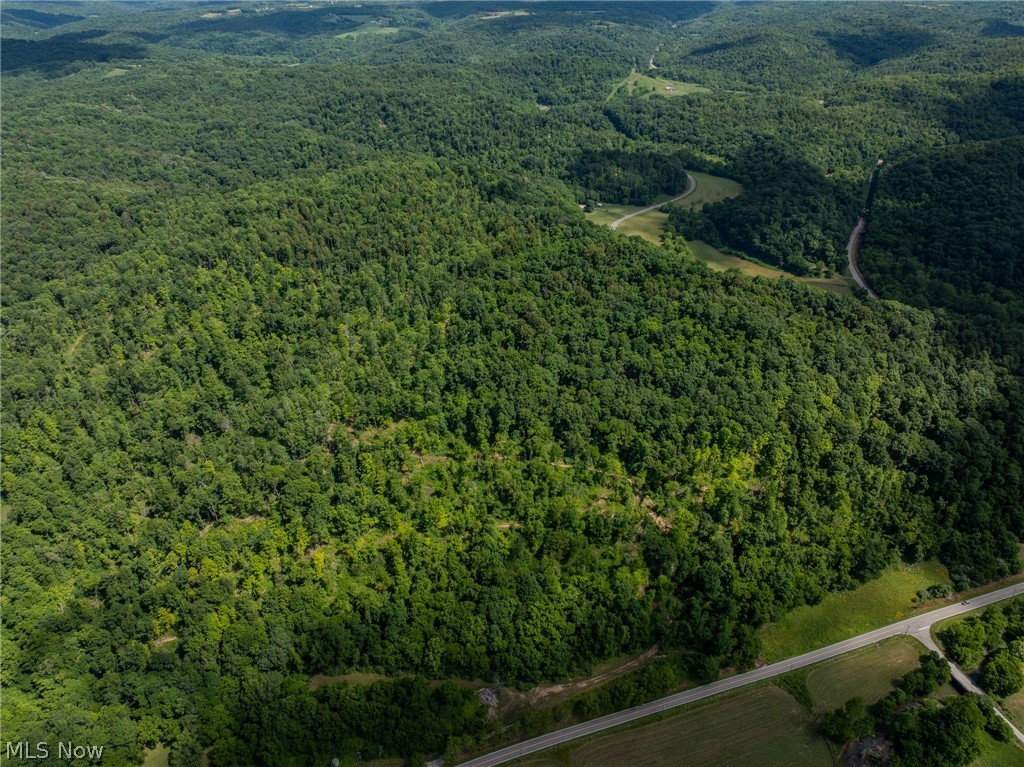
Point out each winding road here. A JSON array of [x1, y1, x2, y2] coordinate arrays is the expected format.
[[846, 216, 880, 299], [457, 581, 1024, 767], [608, 174, 696, 230]]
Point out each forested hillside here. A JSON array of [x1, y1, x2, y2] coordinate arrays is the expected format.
[[3, 2, 1024, 766]]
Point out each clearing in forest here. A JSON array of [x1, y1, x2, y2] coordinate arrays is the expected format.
[[480, 10, 532, 21], [584, 171, 741, 230], [608, 71, 710, 101], [690, 241, 853, 296]]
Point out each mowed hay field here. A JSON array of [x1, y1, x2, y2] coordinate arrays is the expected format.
[[584, 172, 741, 230], [609, 72, 711, 100], [689, 241, 852, 295], [585, 174, 856, 298], [759, 561, 951, 663], [681, 171, 742, 210], [616, 210, 669, 244], [806, 637, 923, 714], [514, 686, 832, 767]]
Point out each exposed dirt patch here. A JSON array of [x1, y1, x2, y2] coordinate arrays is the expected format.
[[310, 671, 391, 690], [496, 646, 662, 719]]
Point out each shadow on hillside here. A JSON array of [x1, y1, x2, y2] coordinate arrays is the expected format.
[[982, 18, 1024, 38], [827, 28, 935, 67], [171, 8, 359, 39], [1, 32, 148, 77], [1, 7, 84, 30]]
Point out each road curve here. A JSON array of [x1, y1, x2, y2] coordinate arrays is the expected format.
[[457, 581, 1024, 767], [846, 216, 879, 299], [915, 628, 1024, 743], [609, 174, 697, 230]]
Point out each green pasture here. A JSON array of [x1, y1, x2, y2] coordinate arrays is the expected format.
[[616, 211, 669, 244], [759, 561, 951, 663], [806, 636, 923, 714], [689, 240, 853, 295], [512, 685, 830, 767], [142, 745, 169, 767], [1003, 689, 1024, 729], [974, 734, 1024, 767], [584, 171, 740, 231], [609, 71, 711, 101], [681, 171, 743, 209]]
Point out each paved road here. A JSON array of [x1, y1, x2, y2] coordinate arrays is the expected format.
[[457, 581, 1024, 767], [846, 216, 880, 299], [915, 628, 1024, 744], [609, 174, 696, 230]]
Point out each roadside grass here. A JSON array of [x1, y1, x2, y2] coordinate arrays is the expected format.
[[974, 733, 1024, 767], [759, 561, 951, 663], [616, 210, 669, 244], [585, 202, 644, 228], [805, 636, 923, 714], [585, 170, 742, 227], [689, 240, 853, 296], [679, 171, 742, 209], [1002, 689, 1024, 729], [511, 686, 831, 767], [142, 745, 169, 767]]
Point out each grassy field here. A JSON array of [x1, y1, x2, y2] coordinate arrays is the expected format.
[[512, 686, 831, 767], [806, 636, 923, 714], [609, 71, 711, 101], [759, 561, 951, 663], [142, 745, 169, 767], [584, 170, 855, 297], [1003, 689, 1024, 729], [583, 171, 741, 231], [974, 733, 1024, 767], [681, 171, 743, 209], [616, 211, 670, 244], [690, 240, 853, 295]]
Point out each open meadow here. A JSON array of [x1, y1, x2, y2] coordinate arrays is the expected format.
[[689, 241, 853, 295], [759, 561, 951, 663], [608, 71, 711, 101], [511, 686, 831, 767], [805, 636, 923, 714], [975, 734, 1024, 767]]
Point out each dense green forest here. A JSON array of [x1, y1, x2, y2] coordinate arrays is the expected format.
[[3, 2, 1024, 765]]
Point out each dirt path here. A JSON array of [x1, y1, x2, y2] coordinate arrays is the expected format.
[[459, 582, 1024, 766], [609, 174, 697, 230], [846, 216, 879, 299], [496, 646, 662, 719]]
